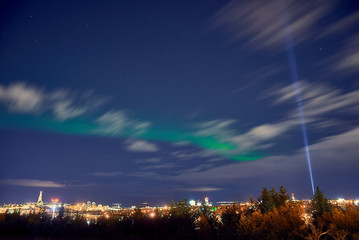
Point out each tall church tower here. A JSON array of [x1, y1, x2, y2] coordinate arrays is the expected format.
[[37, 191, 43, 206]]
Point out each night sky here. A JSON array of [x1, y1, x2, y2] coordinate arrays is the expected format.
[[1, 0, 359, 206]]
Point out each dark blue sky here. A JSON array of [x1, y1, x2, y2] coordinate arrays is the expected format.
[[1, 0, 359, 205]]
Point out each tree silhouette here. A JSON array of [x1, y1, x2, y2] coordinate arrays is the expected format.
[[311, 186, 332, 219], [256, 186, 290, 213]]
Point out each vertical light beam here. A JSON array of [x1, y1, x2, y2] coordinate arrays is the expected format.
[[277, 0, 315, 195]]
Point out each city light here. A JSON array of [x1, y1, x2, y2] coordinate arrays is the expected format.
[[52, 205, 56, 219]]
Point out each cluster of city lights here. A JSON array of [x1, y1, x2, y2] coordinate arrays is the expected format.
[[1, 191, 359, 224]]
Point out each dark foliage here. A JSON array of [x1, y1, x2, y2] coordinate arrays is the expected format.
[[256, 186, 290, 213], [311, 186, 332, 219]]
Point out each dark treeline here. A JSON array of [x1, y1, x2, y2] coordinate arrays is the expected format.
[[1, 186, 359, 240]]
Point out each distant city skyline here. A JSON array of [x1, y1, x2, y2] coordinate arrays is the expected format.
[[1, 0, 359, 204], [2, 188, 357, 207]]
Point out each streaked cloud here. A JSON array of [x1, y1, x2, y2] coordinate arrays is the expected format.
[[135, 157, 161, 164], [0, 178, 65, 188], [141, 163, 175, 170], [172, 141, 190, 146], [269, 80, 359, 123], [214, 0, 333, 50], [173, 127, 359, 185], [0, 82, 104, 121], [230, 122, 292, 151], [229, 65, 284, 95], [52, 100, 88, 121], [180, 163, 215, 174], [184, 187, 223, 192], [171, 150, 217, 161], [194, 118, 290, 153], [191, 80, 359, 154], [333, 34, 359, 74], [90, 171, 123, 177], [2, 80, 357, 162], [195, 119, 236, 139], [232, 80, 359, 150], [319, 10, 359, 38], [96, 111, 151, 136], [126, 171, 165, 179], [127, 140, 159, 152], [0, 82, 43, 113]]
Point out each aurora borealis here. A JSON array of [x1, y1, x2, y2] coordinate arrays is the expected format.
[[0, 102, 261, 162], [1, 0, 359, 204]]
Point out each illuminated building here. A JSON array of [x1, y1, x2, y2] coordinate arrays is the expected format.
[[204, 197, 212, 206], [37, 191, 43, 207]]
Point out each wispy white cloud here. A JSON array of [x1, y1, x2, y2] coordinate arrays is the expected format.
[[126, 171, 165, 179], [232, 80, 359, 150], [0, 82, 156, 144], [52, 100, 88, 121], [0, 178, 65, 188], [172, 141, 190, 146], [184, 187, 223, 192], [173, 127, 359, 185], [214, 0, 334, 50], [135, 158, 161, 164], [195, 119, 236, 139], [96, 111, 151, 136], [0, 82, 104, 121], [87, 128, 358, 184], [191, 80, 359, 154], [269, 80, 359, 123], [194, 119, 290, 153], [229, 65, 284, 95], [127, 140, 159, 152], [171, 150, 218, 161], [90, 171, 123, 177], [333, 34, 359, 74], [141, 163, 175, 170], [69, 182, 99, 188], [230, 122, 292, 151], [0, 82, 43, 113], [319, 10, 359, 38], [180, 163, 215, 174]]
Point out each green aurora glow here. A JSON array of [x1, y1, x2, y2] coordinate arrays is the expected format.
[[0, 112, 262, 161]]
